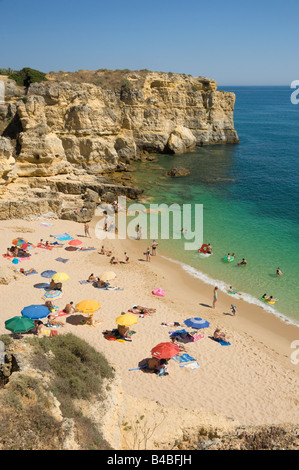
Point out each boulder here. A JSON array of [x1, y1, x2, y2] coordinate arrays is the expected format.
[[166, 167, 191, 178]]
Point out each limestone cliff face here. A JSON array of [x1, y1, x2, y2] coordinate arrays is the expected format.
[[0, 71, 239, 219]]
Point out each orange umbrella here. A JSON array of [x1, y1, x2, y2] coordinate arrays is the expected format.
[[151, 342, 179, 359], [68, 239, 82, 246]]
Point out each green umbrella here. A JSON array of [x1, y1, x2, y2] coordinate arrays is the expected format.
[[5, 316, 35, 333]]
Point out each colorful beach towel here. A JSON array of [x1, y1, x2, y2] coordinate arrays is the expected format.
[[172, 353, 200, 369]]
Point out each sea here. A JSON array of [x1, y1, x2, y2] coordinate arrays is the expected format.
[[131, 86, 299, 326]]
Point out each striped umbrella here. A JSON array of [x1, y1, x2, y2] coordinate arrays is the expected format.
[[12, 238, 29, 246], [184, 317, 210, 329], [42, 290, 63, 301]]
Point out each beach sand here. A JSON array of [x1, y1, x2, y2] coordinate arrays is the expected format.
[[0, 217, 298, 449]]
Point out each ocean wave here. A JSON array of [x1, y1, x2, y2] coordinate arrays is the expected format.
[[161, 255, 299, 329]]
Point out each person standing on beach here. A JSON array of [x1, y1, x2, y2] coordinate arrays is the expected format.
[[212, 286, 218, 309], [151, 240, 158, 256], [84, 222, 90, 237], [146, 247, 151, 262]]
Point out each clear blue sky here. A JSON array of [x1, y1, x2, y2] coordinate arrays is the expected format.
[[0, 0, 297, 85]]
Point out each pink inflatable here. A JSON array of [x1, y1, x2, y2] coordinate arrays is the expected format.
[[152, 289, 165, 297]]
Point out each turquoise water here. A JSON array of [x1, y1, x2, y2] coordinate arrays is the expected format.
[[131, 87, 299, 325]]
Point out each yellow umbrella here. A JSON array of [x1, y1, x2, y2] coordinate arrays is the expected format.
[[99, 271, 116, 282], [51, 272, 70, 282], [76, 300, 101, 314], [115, 313, 137, 327]]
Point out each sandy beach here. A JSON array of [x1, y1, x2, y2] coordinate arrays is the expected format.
[[0, 217, 298, 448]]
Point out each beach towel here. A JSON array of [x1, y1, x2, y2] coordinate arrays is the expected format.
[[55, 257, 69, 263], [53, 233, 74, 241], [37, 244, 53, 250], [169, 329, 204, 343], [79, 248, 96, 251], [172, 353, 200, 369], [94, 286, 124, 291], [40, 223, 52, 227], [103, 329, 134, 342], [17, 269, 38, 276], [213, 338, 231, 346], [79, 280, 90, 284]]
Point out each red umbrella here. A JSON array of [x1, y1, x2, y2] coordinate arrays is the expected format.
[[68, 239, 82, 246], [151, 342, 180, 360]]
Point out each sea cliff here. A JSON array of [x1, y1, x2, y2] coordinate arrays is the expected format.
[[0, 70, 239, 220]]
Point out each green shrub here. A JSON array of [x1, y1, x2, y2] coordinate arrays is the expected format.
[[5, 67, 48, 87]]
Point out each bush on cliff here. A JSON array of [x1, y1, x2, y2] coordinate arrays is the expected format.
[[0, 67, 48, 87]]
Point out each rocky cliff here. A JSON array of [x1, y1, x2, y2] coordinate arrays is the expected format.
[[0, 70, 239, 220]]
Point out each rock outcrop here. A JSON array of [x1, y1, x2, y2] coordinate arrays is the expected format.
[[0, 70, 239, 220]]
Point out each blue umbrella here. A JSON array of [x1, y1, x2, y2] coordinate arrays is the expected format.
[[184, 317, 210, 329], [21, 305, 50, 320], [41, 270, 57, 278]]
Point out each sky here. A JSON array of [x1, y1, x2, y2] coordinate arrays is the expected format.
[[0, 0, 298, 85]]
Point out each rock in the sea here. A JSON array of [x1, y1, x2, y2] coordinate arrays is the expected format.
[[167, 126, 197, 154], [167, 167, 191, 177]]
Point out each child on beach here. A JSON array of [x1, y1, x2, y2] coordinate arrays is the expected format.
[[231, 305, 237, 315], [156, 359, 169, 377], [212, 286, 218, 309]]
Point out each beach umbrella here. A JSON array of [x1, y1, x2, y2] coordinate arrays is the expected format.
[[68, 239, 82, 246], [76, 300, 101, 313], [115, 313, 137, 327], [20, 243, 30, 250], [41, 270, 57, 278], [12, 237, 29, 246], [184, 317, 210, 329], [21, 305, 50, 320], [151, 342, 180, 360], [65, 246, 78, 252], [5, 316, 35, 333], [51, 272, 69, 282], [42, 290, 63, 301], [99, 271, 116, 282]]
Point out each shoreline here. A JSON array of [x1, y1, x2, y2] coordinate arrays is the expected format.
[[0, 217, 298, 448]]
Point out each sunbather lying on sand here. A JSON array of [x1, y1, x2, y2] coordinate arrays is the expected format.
[[161, 321, 183, 327], [171, 336, 186, 352], [88, 273, 98, 283], [19, 268, 37, 275], [128, 305, 156, 315]]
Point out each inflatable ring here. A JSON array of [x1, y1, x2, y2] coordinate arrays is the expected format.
[[199, 244, 209, 254], [224, 256, 234, 262], [152, 289, 165, 297], [261, 297, 276, 305]]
